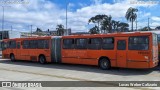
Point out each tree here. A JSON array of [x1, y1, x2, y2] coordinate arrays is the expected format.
[[36, 28, 42, 32], [101, 15, 113, 33], [88, 15, 108, 33], [47, 29, 51, 36], [112, 20, 116, 32], [118, 22, 129, 32], [112, 20, 120, 32], [36, 28, 43, 36], [155, 26, 160, 30], [56, 24, 64, 36], [89, 26, 99, 34], [125, 7, 138, 31]]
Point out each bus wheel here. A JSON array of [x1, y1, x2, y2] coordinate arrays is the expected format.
[[99, 58, 111, 70], [39, 56, 46, 64], [10, 54, 15, 62]]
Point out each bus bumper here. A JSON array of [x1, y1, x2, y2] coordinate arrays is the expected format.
[[151, 60, 159, 68], [127, 60, 158, 69]]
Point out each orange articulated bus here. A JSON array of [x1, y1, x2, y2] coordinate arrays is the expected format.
[[2, 32, 159, 69]]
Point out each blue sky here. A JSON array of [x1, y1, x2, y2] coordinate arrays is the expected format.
[[0, 0, 160, 32]]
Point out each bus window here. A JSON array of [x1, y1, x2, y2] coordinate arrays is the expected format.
[[75, 38, 87, 49], [37, 40, 49, 49], [63, 39, 74, 49], [102, 37, 114, 50], [1, 42, 7, 50], [17, 42, 20, 49], [88, 38, 102, 50], [23, 40, 29, 49], [129, 36, 149, 50], [30, 40, 37, 49], [117, 40, 126, 50], [9, 40, 16, 49], [44, 40, 49, 49]]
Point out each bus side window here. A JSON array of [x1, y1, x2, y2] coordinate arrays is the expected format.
[[37, 40, 43, 49], [102, 37, 114, 50], [44, 40, 49, 49], [1, 41, 6, 50], [37, 39, 49, 49], [17, 42, 20, 49], [117, 40, 126, 50], [88, 38, 102, 50], [23, 40, 29, 49], [75, 38, 87, 49], [128, 36, 149, 50], [63, 39, 74, 49], [30, 40, 37, 49], [10, 40, 16, 49]]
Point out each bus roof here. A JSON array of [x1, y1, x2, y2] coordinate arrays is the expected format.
[[2, 31, 155, 41], [3, 36, 52, 41], [143, 30, 160, 34], [62, 31, 153, 38]]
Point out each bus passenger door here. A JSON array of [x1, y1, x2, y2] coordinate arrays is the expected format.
[[116, 38, 128, 67]]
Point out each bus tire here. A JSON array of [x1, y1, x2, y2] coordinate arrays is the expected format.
[[10, 54, 16, 62], [39, 55, 46, 64], [99, 58, 111, 70]]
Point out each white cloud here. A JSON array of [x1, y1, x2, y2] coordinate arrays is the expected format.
[[151, 22, 160, 27], [143, 13, 151, 17], [1, 0, 65, 31], [68, 3, 75, 8], [0, 0, 158, 32], [152, 16, 160, 22]]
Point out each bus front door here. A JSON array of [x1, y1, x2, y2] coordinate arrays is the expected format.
[[116, 38, 128, 68]]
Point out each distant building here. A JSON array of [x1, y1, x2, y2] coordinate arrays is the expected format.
[[71, 32, 90, 35], [20, 32, 39, 38], [64, 28, 72, 35], [0, 30, 21, 40], [40, 31, 57, 36], [32, 28, 72, 36], [0, 30, 21, 50]]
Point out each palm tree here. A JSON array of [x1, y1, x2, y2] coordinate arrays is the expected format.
[[118, 22, 129, 32], [125, 7, 138, 31], [88, 15, 108, 33], [56, 24, 64, 36], [89, 25, 99, 34]]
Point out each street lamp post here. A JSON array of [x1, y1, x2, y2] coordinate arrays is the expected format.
[[136, 18, 138, 31], [1, 6, 11, 40], [1, 6, 4, 40], [31, 25, 32, 37], [66, 0, 68, 35], [148, 17, 150, 31]]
